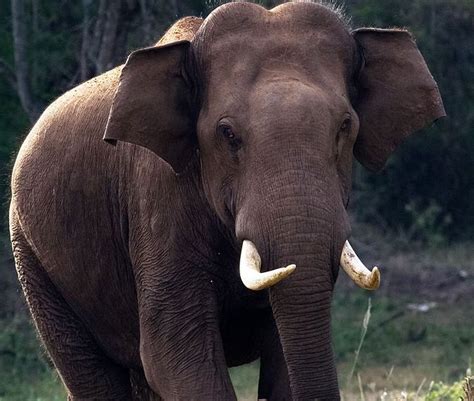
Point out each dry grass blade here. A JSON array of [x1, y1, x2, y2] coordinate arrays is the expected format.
[[357, 373, 366, 401], [415, 377, 426, 398], [347, 298, 372, 384]]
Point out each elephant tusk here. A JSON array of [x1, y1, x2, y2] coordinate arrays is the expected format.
[[239, 240, 296, 291], [340, 240, 380, 290]]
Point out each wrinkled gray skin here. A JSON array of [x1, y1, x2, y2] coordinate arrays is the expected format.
[[10, 2, 444, 400]]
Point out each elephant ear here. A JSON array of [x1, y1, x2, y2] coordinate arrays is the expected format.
[[104, 40, 196, 173], [352, 28, 446, 172]]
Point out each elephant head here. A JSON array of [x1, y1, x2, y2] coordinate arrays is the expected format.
[[104, 2, 444, 399]]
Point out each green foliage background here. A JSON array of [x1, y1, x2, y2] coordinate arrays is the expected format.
[[0, 0, 473, 244]]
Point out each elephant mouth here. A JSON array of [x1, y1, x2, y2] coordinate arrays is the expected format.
[[239, 239, 380, 291]]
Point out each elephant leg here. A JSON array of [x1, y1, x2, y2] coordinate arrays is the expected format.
[[10, 220, 133, 401], [258, 314, 291, 401], [137, 266, 236, 401]]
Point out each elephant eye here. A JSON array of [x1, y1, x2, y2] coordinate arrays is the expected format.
[[336, 117, 352, 160], [217, 122, 242, 154], [218, 124, 235, 140], [339, 117, 351, 133]]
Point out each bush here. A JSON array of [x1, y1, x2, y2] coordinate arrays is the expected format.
[[425, 379, 464, 401]]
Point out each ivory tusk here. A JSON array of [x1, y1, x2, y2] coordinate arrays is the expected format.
[[239, 240, 296, 291], [340, 240, 380, 290]]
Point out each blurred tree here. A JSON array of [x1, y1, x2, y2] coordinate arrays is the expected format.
[[11, 0, 41, 121]]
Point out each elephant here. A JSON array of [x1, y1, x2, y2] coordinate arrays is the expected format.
[[9, 2, 445, 400]]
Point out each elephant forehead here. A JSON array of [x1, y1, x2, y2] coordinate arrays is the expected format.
[[193, 1, 355, 91], [196, 1, 351, 39]]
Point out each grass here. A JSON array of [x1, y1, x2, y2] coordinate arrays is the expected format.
[[334, 295, 473, 401], [333, 294, 473, 383]]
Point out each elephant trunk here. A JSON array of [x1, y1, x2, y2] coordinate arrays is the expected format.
[[236, 176, 345, 400], [269, 228, 339, 399]]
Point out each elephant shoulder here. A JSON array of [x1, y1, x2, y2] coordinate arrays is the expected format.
[[40, 66, 123, 140], [13, 66, 123, 170], [10, 67, 124, 225]]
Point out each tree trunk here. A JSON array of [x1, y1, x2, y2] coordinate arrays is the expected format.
[[80, 0, 92, 81], [96, 0, 121, 73], [90, 0, 107, 75], [139, 0, 153, 44], [0, 59, 17, 91], [11, 0, 41, 122], [170, 0, 179, 18], [31, 0, 39, 88]]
